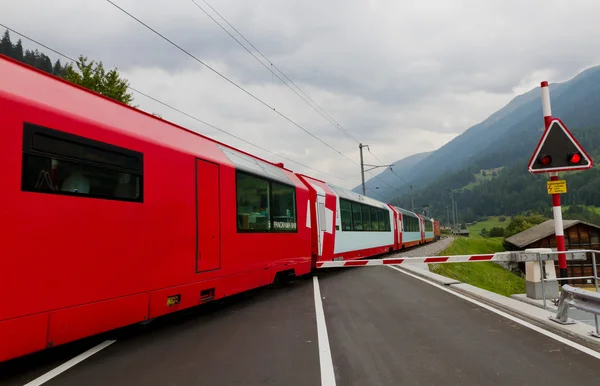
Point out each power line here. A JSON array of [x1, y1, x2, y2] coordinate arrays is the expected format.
[[0, 23, 358, 185], [367, 147, 412, 187], [104, 0, 359, 167], [191, 0, 358, 144], [190, 2, 408, 196]]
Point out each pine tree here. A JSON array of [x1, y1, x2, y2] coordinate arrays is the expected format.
[[0, 30, 12, 56], [13, 39, 24, 61], [53, 59, 65, 77]]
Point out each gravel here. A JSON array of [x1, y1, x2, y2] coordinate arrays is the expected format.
[[389, 236, 455, 258]]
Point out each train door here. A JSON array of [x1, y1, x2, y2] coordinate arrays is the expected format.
[[397, 212, 403, 249], [316, 193, 327, 256], [196, 159, 221, 272]]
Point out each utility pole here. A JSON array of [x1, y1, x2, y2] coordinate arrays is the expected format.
[[359, 143, 366, 195], [455, 201, 459, 231], [359, 143, 394, 196], [446, 205, 450, 229], [450, 193, 456, 234]]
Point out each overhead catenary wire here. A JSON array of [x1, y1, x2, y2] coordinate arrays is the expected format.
[[367, 147, 412, 187], [0, 23, 359, 185], [104, 0, 360, 168], [192, 0, 360, 144], [191, 0, 414, 197]]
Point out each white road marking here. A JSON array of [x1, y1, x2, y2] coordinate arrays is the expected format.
[[313, 276, 337, 386], [23, 340, 116, 386], [387, 265, 600, 360]]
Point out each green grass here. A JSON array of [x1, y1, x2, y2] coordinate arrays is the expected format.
[[429, 236, 526, 297], [562, 205, 600, 215], [467, 216, 510, 235], [462, 167, 504, 191]]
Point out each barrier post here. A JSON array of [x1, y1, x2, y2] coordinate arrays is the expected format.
[[525, 248, 558, 301]]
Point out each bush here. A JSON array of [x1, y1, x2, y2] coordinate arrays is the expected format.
[[498, 216, 507, 222], [488, 227, 504, 237], [480, 228, 488, 237]]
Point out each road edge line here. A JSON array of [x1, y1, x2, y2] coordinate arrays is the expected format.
[[313, 276, 337, 386], [23, 340, 116, 386], [387, 265, 600, 360]]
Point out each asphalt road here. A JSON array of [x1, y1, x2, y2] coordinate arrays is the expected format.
[[2, 264, 600, 386]]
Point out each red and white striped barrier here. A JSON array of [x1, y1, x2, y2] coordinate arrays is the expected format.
[[316, 253, 512, 268]]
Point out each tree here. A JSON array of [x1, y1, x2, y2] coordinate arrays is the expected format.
[[13, 39, 24, 61], [488, 227, 504, 237], [504, 214, 547, 238], [53, 59, 65, 77], [63, 55, 134, 105], [480, 228, 488, 237], [1, 30, 12, 56]]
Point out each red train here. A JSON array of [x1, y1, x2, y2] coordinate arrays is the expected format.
[[0, 55, 440, 362]]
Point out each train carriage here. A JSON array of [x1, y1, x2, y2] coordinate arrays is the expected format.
[[421, 216, 435, 242], [0, 55, 313, 362], [328, 184, 395, 260], [393, 207, 422, 248], [0, 54, 443, 363]]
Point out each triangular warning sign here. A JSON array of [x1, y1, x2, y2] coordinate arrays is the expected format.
[[528, 118, 593, 173]]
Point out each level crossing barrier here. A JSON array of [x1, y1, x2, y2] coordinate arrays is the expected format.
[[315, 250, 587, 268]]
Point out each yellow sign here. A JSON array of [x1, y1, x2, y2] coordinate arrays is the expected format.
[[547, 180, 567, 194]]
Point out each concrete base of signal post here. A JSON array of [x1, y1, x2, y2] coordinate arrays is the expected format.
[[524, 248, 560, 300]]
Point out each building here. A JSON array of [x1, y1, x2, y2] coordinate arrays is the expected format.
[[505, 219, 600, 285]]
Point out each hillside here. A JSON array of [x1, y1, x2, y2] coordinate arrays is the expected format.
[[386, 65, 600, 219], [360, 64, 600, 218]]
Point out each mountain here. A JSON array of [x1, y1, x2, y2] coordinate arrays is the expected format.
[[388, 64, 600, 221], [359, 65, 600, 214], [352, 151, 432, 202]]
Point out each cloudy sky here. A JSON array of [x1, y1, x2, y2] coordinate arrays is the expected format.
[[3, 0, 600, 189]]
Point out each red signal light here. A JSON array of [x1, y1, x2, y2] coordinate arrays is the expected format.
[[538, 155, 552, 166], [568, 152, 582, 164]]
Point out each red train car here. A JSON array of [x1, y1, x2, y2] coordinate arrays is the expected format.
[[0, 54, 444, 362], [0, 55, 312, 362], [433, 220, 441, 240]]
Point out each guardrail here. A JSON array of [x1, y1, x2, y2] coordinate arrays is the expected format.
[[550, 284, 600, 338]]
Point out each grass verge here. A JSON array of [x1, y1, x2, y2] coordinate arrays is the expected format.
[[429, 237, 526, 297], [467, 216, 510, 236]]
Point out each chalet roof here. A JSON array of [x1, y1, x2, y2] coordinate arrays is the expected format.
[[504, 219, 600, 248]]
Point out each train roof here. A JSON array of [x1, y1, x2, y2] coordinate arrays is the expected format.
[[328, 183, 389, 209], [393, 206, 419, 218], [0, 55, 302, 186]]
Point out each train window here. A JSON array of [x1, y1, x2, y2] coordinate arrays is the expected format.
[[361, 205, 371, 231], [236, 172, 271, 231], [235, 171, 297, 233], [383, 210, 391, 231], [271, 181, 297, 231], [340, 199, 353, 231], [377, 210, 385, 231], [425, 220, 433, 232], [351, 202, 363, 231], [370, 207, 379, 231], [21, 123, 143, 202]]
